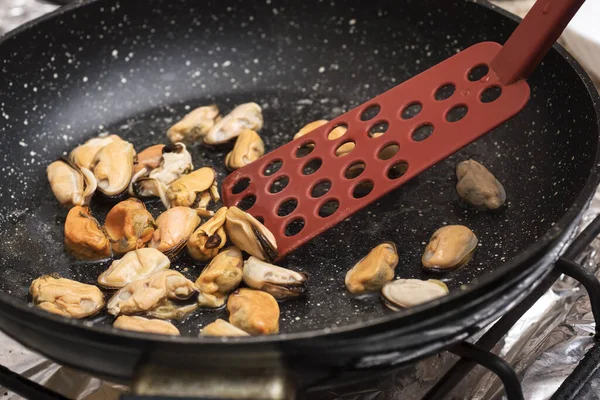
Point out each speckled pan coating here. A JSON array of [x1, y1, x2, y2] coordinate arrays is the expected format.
[[0, 0, 598, 341]]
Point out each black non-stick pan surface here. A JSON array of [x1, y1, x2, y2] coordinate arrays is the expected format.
[[0, 0, 598, 352]]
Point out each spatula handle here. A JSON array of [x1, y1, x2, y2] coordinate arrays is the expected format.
[[491, 0, 586, 85]]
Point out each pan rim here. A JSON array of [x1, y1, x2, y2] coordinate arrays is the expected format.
[[0, 0, 599, 346]]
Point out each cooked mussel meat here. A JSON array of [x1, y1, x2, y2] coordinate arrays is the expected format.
[[242, 257, 307, 300], [131, 143, 193, 199], [293, 120, 328, 140], [422, 225, 478, 272], [164, 167, 219, 213], [293, 120, 352, 156], [200, 318, 250, 337], [345, 242, 398, 294], [187, 207, 228, 261], [104, 198, 155, 254], [196, 247, 243, 308], [456, 159, 506, 210], [225, 206, 278, 262], [130, 144, 165, 183], [113, 316, 180, 336], [204, 102, 263, 145], [225, 129, 265, 170], [150, 207, 200, 258], [97, 248, 170, 289], [69, 134, 121, 170], [227, 288, 280, 335], [47, 158, 97, 208], [147, 301, 199, 320], [30, 275, 104, 318], [91, 137, 135, 197], [107, 270, 197, 316], [64, 206, 111, 260], [382, 279, 449, 310], [148, 143, 193, 184], [167, 105, 220, 144], [190, 191, 218, 218]]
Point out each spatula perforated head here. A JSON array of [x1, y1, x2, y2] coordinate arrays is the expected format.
[[222, 42, 530, 259]]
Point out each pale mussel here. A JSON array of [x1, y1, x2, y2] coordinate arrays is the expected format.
[[456, 159, 506, 210], [242, 257, 307, 300], [422, 225, 478, 272], [131, 142, 193, 200], [129, 144, 165, 188], [293, 120, 353, 156], [104, 198, 155, 254], [47, 158, 97, 208], [167, 105, 220, 144], [200, 319, 249, 337], [69, 134, 121, 170], [293, 120, 329, 140], [147, 301, 199, 320], [30, 275, 104, 319], [164, 167, 220, 216], [225, 206, 278, 262], [113, 315, 180, 336], [196, 247, 244, 308], [91, 137, 136, 197], [225, 129, 265, 170], [64, 206, 111, 260], [150, 207, 200, 258], [107, 270, 197, 316], [345, 242, 398, 294], [97, 248, 170, 289], [187, 207, 228, 261], [382, 279, 449, 310], [227, 288, 280, 335], [204, 102, 263, 145]]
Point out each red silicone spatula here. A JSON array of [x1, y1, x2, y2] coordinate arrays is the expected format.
[[222, 0, 586, 260]]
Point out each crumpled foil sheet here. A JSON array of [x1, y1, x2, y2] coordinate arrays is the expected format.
[[1, 1, 600, 400], [450, 189, 600, 400]]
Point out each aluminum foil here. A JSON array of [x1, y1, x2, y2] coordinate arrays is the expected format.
[[449, 189, 600, 400], [1, 1, 600, 400]]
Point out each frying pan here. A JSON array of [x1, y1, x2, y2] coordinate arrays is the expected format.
[[0, 0, 599, 398]]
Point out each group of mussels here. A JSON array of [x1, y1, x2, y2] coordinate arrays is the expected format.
[[30, 100, 507, 337], [346, 158, 507, 309]]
